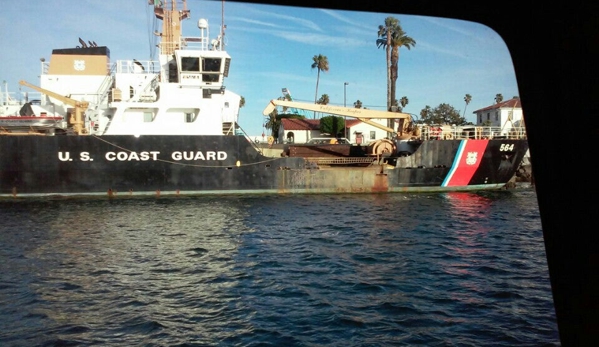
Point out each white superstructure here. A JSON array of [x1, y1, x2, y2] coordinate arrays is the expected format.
[[3, 0, 240, 137]]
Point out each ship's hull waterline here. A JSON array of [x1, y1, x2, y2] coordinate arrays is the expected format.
[[0, 136, 528, 198]]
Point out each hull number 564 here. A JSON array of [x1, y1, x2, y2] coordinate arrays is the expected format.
[[499, 143, 515, 151]]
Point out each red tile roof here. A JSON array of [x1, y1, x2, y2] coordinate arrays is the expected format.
[[473, 98, 521, 113], [280, 118, 320, 131], [280, 118, 362, 131]]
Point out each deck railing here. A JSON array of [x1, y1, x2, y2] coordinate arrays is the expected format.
[[115, 60, 161, 74], [417, 125, 527, 140]]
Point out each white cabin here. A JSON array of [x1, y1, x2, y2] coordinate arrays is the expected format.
[[8, 1, 241, 137]]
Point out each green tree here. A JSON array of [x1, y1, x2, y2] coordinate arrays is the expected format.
[[317, 93, 330, 105], [354, 100, 363, 109], [264, 108, 280, 141], [400, 96, 409, 110], [265, 99, 307, 142], [311, 54, 329, 114], [495, 93, 504, 104], [418, 106, 432, 123], [419, 103, 467, 125], [239, 96, 245, 109], [377, 17, 415, 111], [377, 17, 396, 111], [319, 115, 345, 137], [463, 94, 471, 117], [389, 30, 415, 109]]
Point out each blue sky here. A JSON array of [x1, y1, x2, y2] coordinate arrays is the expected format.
[[0, 0, 519, 136]]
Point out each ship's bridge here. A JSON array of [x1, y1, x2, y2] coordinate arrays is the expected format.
[[174, 50, 230, 87]]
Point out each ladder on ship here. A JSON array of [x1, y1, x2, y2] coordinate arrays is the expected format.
[[95, 64, 117, 106], [222, 122, 235, 135]]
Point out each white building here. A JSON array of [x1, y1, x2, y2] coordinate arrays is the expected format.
[[473, 97, 525, 135], [279, 117, 392, 145]]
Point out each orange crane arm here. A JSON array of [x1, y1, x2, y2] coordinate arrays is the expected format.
[[18, 80, 89, 108], [19, 80, 89, 135]]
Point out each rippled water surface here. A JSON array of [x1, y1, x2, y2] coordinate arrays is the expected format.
[[0, 187, 559, 346]]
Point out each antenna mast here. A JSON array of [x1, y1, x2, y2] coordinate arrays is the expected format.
[[149, 0, 190, 55]]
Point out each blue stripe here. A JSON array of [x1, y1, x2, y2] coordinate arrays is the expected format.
[[442, 140, 466, 187]]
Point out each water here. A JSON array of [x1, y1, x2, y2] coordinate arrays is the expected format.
[[0, 186, 559, 346]]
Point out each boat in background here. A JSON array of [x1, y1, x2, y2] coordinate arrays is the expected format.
[[0, 0, 528, 198]]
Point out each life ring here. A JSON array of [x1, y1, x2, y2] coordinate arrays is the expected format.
[[267, 136, 274, 145]]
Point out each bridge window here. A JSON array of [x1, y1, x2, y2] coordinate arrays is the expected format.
[[200, 58, 221, 83], [202, 58, 221, 72], [181, 57, 200, 72], [202, 74, 219, 82]]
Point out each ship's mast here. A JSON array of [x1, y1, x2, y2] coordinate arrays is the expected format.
[[221, 0, 225, 47], [150, 0, 190, 56]]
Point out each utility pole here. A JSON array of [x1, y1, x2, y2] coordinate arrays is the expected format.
[[344, 82, 349, 140]]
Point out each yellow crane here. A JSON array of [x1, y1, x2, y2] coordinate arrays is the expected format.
[[262, 99, 416, 139], [19, 80, 89, 135]]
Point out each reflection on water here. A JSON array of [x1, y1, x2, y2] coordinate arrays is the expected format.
[[444, 192, 493, 219], [443, 191, 493, 253], [0, 190, 557, 346], [3, 198, 254, 345]]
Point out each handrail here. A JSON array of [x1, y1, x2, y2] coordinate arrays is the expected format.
[[417, 124, 527, 140], [95, 63, 118, 106]]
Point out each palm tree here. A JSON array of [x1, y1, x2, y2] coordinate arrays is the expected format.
[[239, 96, 245, 109], [264, 108, 280, 141], [377, 17, 396, 111], [317, 93, 330, 105], [377, 17, 415, 111], [463, 94, 472, 117], [389, 29, 415, 108], [400, 96, 409, 109], [354, 100, 363, 109], [311, 54, 329, 117], [495, 93, 504, 104]]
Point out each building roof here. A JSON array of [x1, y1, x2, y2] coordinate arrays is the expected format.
[[473, 98, 521, 113], [346, 119, 362, 127], [281, 118, 362, 131], [280, 118, 320, 131]]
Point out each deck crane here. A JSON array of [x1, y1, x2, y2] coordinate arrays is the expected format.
[[263, 98, 416, 139], [19, 80, 89, 135], [280, 88, 309, 118], [263, 99, 418, 155]]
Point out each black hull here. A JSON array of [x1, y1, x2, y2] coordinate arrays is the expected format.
[[0, 135, 528, 197]]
